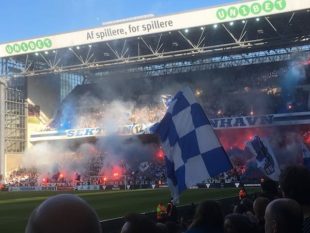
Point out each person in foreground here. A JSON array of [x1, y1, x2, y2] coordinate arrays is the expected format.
[[25, 194, 102, 233], [120, 213, 161, 233], [279, 165, 310, 233], [186, 200, 224, 233], [264, 198, 303, 233]]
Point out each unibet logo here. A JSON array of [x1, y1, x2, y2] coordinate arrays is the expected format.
[[216, 0, 286, 20], [5, 38, 52, 55]]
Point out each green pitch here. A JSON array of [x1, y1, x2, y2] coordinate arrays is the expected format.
[[0, 188, 253, 233]]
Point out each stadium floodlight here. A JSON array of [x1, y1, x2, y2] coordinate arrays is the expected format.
[[229, 22, 234, 26], [213, 24, 218, 29], [242, 20, 246, 24], [184, 29, 189, 33], [256, 18, 260, 22], [200, 27, 204, 30]]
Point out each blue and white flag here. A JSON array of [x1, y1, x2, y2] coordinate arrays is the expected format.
[[301, 142, 310, 171], [246, 136, 281, 181], [152, 87, 232, 202], [139, 161, 150, 172]]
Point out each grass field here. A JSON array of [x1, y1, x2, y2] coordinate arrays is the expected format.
[[0, 188, 255, 233]]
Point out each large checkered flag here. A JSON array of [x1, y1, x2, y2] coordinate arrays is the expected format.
[[151, 87, 232, 202]]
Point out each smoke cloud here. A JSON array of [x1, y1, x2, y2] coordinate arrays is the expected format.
[[23, 57, 309, 182]]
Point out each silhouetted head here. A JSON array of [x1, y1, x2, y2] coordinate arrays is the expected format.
[[165, 221, 182, 233], [264, 198, 303, 233], [121, 213, 160, 233], [234, 198, 253, 214], [224, 214, 256, 233], [253, 197, 270, 222], [25, 194, 102, 233], [279, 165, 310, 206], [261, 178, 279, 201], [189, 200, 223, 230]]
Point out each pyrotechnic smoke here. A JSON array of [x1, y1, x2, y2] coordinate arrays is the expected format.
[[98, 100, 134, 133], [280, 59, 307, 109], [24, 91, 158, 182], [96, 135, 156, 174], [24, 56, 309, 182], [23, 141, 105, 181]]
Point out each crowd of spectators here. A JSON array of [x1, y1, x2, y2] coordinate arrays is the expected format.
[[4, 155, 167, 188], [24, 165, 310, 233], [124, 160, 166, 187], [199, 65, 309, 118], [7, 151, 266, 190], [6, 168, 39, 187], [5, 161, 250, 189], [48, 103, 166, 131], [205, 169, 240, 184], [43, 62, 309, 132], [50, 87, 309, 131]]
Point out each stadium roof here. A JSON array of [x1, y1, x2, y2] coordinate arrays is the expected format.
[[1, 0, 310, 77]]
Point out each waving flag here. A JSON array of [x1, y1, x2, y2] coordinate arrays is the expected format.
[[152, 87, 232, 202], [246, 136, 281, 181], [301, 142, 310, 171], [139, 161, 150, 172]]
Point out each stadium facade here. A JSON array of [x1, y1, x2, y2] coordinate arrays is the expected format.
[[0, 0, 310, 180]]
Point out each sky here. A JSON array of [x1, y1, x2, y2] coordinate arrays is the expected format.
[[0, 0, 237, 44]]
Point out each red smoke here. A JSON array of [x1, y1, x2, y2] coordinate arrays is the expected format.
[[216, 128, 270, 150]]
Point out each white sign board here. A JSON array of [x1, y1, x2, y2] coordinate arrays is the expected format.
[[0, 0, 309, 58]]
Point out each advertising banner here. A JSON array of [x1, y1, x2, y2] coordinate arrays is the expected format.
[[1, 0, 309, 58], [76, 185, 100, 191], [8, 186, 57, 192], [56, 186, 74, 191]]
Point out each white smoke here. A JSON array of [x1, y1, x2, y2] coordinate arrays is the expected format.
[[22, 141, 103, 183], [23, 95, 158, 182], [98, 100, 134, 133]]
